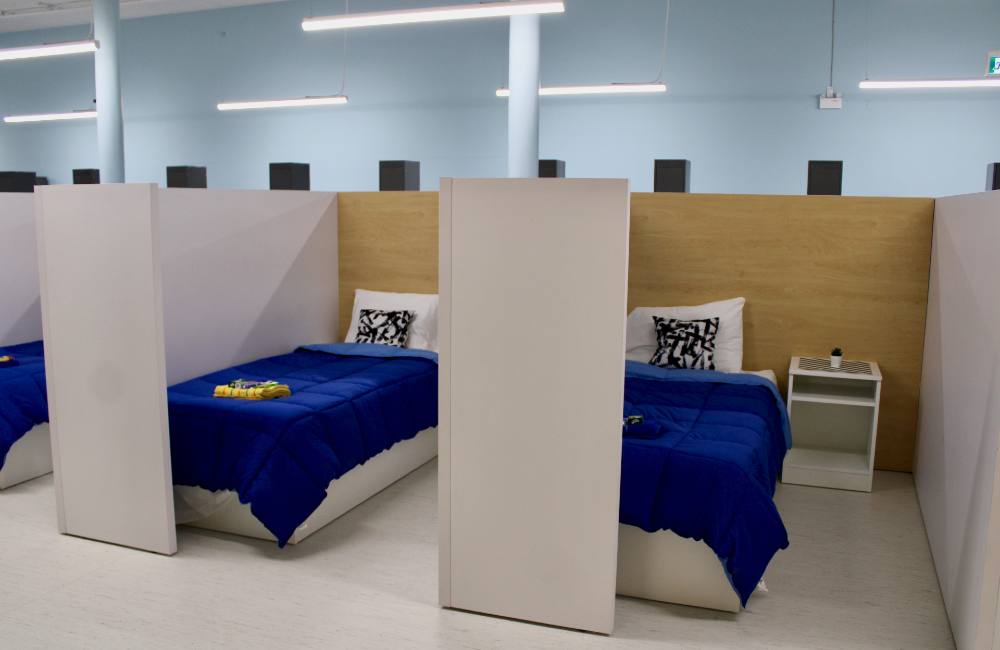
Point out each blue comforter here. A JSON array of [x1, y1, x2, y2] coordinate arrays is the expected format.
[[621, 362, 791, 606], [0, 341, 47, 470], [168, 343, 438, 546]]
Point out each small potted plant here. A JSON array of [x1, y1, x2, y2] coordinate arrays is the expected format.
[[830, 347, 844, 369]]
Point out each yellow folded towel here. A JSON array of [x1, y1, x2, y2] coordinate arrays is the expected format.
[[213, 380, 291, 400]]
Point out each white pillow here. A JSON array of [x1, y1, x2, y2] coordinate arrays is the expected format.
[[346, 289, 438, 351], [626, 297, 745, 372]]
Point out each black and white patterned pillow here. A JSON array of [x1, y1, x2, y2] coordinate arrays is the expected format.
[[649, 317, 720, 370], [355, 309, 415, 348]]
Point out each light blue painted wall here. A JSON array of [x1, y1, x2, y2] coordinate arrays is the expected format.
[[0, 0, 998, 195]]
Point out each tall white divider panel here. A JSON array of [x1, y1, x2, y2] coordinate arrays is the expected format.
[[36, 184, 176, 554], [36, 184, 339, 555], [916, 190, 1000, 650], [0, 193, 41, 345], [439, 178, 630, 634]]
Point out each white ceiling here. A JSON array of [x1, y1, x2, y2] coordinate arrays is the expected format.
[[0, 0, 289, 33]]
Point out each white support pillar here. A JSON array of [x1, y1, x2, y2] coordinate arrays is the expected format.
[[506, 15, 540, 178], [93, 0, 125, 183]]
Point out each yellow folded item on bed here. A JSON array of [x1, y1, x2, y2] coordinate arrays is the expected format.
[[213, 381, 291, 400]]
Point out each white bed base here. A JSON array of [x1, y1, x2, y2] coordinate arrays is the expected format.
[[615, 369, 778, 613], [181, 427, 438, 545], [616, 524, 741, 613], [0, 424, 53, 490]]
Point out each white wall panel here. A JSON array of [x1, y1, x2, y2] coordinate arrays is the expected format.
[[36, 185, 339, 554], [916, 190, 1000, 650], [0, 193, 41, 345], [158, 188, 338, 384], [37, 184, 176, 554], [439, 178, 630, 634]]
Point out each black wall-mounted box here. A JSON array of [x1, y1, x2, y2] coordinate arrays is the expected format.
[[988, 163, 1000, 191], [166, 166, 208, 189], [807, 160, 843, 196], [270, 163, 311, 191], [539, 159, 566, 178], [0, 172, 37, 193], [73, 168, 100, 184], [379, 161, 420, 191], [653, 159, 691, 193]]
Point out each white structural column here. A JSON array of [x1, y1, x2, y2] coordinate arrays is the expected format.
[[93, 0, 125, 183], [506, 15, 540, 177]]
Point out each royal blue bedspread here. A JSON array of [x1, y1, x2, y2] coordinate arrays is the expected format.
[[167, 343, 437, 546], [621, 361, 791, 606], [0, 341, 47, 471]]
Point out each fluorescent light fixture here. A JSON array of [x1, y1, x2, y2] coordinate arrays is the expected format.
[[859, 78, 1000, 90], [303, 0, 564, 32], [0, 40, 98, 63], [217, 95, 349, 111], [496, 82, 667, 97], [4, 110, 97, 124]]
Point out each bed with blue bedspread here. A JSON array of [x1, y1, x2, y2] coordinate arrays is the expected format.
[[0, 341, 47, 471], [167, 343, 437, 547], [620, 361, 791, 607]]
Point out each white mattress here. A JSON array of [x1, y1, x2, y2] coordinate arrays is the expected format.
[[742, 368, 777, 386]]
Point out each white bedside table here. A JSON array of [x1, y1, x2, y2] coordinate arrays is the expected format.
[[782, 356, 882, 492]]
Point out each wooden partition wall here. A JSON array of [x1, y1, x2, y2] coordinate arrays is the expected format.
[[337, 192, 439, 338], [631, 193, 934, 471], [337, 191, 934, 472]]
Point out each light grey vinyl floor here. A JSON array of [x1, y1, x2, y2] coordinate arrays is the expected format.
[[0, 464, 954, 649]]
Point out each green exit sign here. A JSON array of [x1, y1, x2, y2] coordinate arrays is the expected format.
[[989, 52, 1000, 76]]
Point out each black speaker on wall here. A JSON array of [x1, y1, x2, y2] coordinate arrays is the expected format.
[[0, 171, 37, 193], [379, 161, 420, 191], [73, 168, 100, 184], [654, 159, 690, 192], [539, 159, 565, 178], [988, 163, 1000, 191], [167, 166, 207, 189], [270, 163, 310, 190], [807, 160, 843, 196]]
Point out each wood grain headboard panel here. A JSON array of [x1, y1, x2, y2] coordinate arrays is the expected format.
[[337, 190, 933, 471], [337, 192, 439, 338], [630, 193, 934, 472]]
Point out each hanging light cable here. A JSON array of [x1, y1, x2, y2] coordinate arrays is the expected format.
[[819, 0, 842, 108], [858, 0, 1000, 90], [218, 0, 352, 112], [497, 0, 670, 98]]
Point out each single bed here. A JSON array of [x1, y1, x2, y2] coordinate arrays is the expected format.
[[616, 363, 790, 612], [168, 342, 438, 546], [0, 341, 51, 489]]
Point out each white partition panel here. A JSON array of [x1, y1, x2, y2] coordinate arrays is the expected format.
[[0, 193, 41, 345], [158, 189, 338, 384], [916, 190, 1000, 650], [37, 184, 176, 554], [36, 185, 339, 554], [439, 178, 630, 634]]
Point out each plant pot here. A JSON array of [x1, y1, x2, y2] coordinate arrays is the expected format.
[[830, 355, 843, 369]]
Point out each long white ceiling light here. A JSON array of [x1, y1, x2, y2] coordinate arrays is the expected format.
[[217, 95, 349, 111], [496, 83, 667, 97], [0, 40, 99, 63], [302, 0, 564, 32], [4, 110, 98, 124], [859, 78, 1000, 90]]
